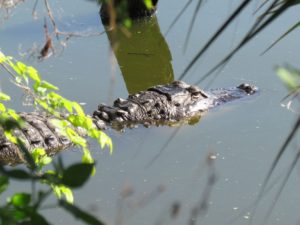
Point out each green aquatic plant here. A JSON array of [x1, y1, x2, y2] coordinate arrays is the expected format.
[[0, 51, 110, 224], [276, 65, 300, 91], [247, 65, 300, 224]]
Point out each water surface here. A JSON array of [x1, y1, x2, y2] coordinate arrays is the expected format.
[[1, 0, 300, 225]]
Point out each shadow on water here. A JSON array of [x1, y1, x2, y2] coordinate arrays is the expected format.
[[101, 15, 174, 94], [99, 14, 205, 169]]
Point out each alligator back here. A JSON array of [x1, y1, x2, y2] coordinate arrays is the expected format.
[[93, 81, 257, 127], [0, 81, 257, 165]]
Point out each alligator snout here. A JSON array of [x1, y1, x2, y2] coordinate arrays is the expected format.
[[237, 83, 258, 95]]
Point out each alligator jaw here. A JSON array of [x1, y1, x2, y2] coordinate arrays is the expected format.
[[207, 83, 258, 107]]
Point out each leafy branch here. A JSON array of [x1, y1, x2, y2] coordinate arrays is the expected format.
[[0, 51, 110, 224]]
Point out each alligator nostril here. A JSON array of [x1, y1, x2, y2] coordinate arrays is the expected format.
[[237, 83, 257, 94]]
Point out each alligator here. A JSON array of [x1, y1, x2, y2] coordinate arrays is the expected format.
[[0, 81, 257, 165]]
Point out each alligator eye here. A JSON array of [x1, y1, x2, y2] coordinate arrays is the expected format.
[[191, 92, 200, 98], [147, 110, 153, 117], [187, 85, 201, 93], [191, 91, 208, 99]]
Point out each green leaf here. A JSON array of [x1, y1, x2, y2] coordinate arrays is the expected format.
[[99, 132, 113, 154], [144, 0, 154, 9], [49, 119, 68, 136], [51, 184, 62, 199], [66, 127, 87, 147], [0, 175, 9, 194], [34, 85, 47, 95], [32, 148, 46, 160], [276, 65, 300, 90], [0, 51, 5, 63], [82, 148, 95, 175], [0, 103, 6, 112], [43, 170, 59, 184], [4, 130, 17, 143], [51, 184, 74, 203], [82, 148, 94, 164], [59, 200, 105, 225], [67, 114, 84, 127], [16, 61, 27, 75], [31, 148, 52, 169], [72, 102, 85, 117], [14, 61, 29, 84], [59, 186, 74, 203], [0, 92, 11, 101], [27, 211, 52, 225], [2, 118, 21, 132], [63, 100, 74, 114], [10, 193, 31, 207], [61, 163, 94, 188], [27, 66, 41, 83], [0, 168, 32, 180], [11, 209, 27, 221], [7, 109, 22, 122], [40, 80, 59, 91]]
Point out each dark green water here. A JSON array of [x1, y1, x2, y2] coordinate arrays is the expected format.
[[1, 0, 300, 224]]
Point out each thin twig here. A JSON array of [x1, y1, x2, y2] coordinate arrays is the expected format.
[[39, 17, 53, 59], [32, 0, 39, 19], [44, 0, 59, 39]]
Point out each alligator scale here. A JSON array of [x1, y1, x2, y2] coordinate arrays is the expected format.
[[0, 81, 257, 165]]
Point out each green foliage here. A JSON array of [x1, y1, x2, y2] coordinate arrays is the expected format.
[[0, 167, 32, 180], [0, 176, 8, 194], [59, 200, 105, 225], [31, 148, 52, 171], [0, 51, 109, 224], [262, 20, 300, 54], [0, 51, 112, 157], [276, 65, 300, 91], [61, 163, 94, 188], [9, 193, 31, 207], [275, 65, 300, 112], [144, 0, 154, 9], [51, 183, 74, 204]]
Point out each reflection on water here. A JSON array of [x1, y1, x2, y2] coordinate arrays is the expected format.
[[102, 16, 174, 94]]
